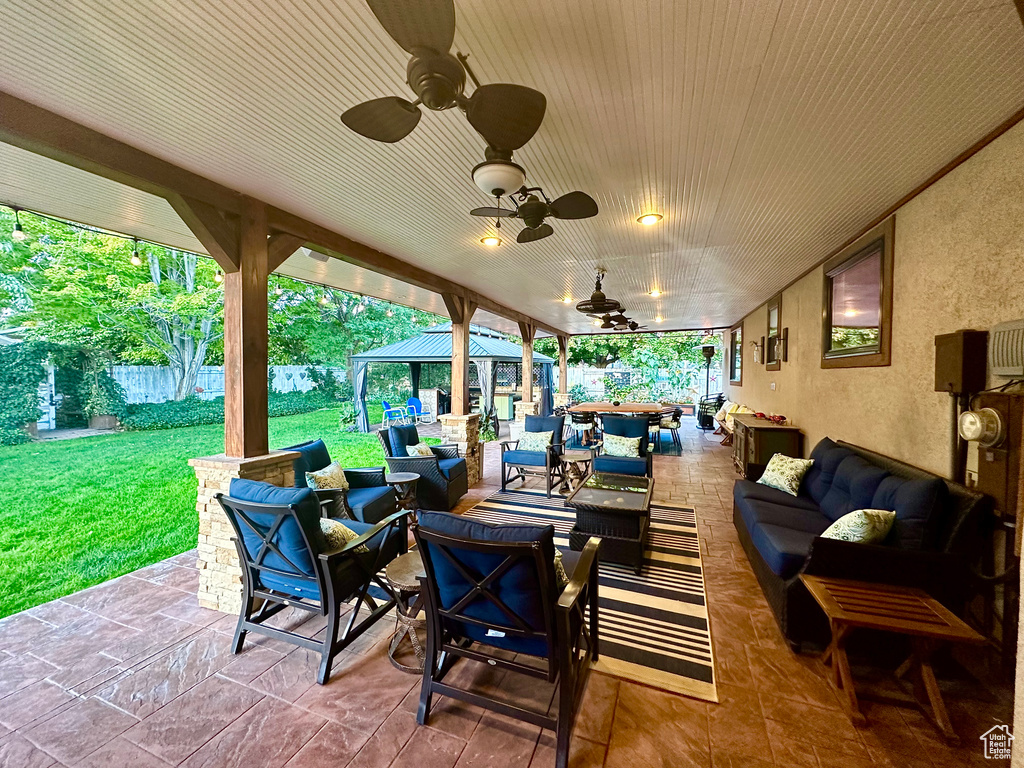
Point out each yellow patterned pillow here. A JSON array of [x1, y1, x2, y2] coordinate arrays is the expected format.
[[405, 442, 434, 457], [756, 453, 814, 496], [553, 550, 570, 589], [603, 433, 641, 458], [305, 461, 349, 491], [821, 509, 895, 544], [320, 518, 368, 553]]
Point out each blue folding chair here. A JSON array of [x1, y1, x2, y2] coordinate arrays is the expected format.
[[381, 400, 409, 428], [406, 396, 434, 424]]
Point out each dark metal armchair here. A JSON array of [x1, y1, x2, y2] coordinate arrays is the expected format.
[[500, 415, 566, 497], [413, 511, 600, 768], [217, 478, 409, 684], [283, 438, 397, 522], [378, 424, 468, 510]]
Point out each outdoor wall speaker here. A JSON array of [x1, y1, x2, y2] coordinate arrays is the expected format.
[[934, 329, 988, 395]]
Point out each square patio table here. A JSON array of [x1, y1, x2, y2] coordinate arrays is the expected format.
[[566, 472, 653, 574]]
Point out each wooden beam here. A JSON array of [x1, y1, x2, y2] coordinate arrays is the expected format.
[[267, 233, 306, 272], [273, 209, 564, 337], [444, 293, 476, 416], [519, 321, 536, 404], [557, 335, 569, 394], [168, 195, 240, 271], [1015, 0, 1024, 30], [0, 89, 566, 336], [223, 197, 270, 457]]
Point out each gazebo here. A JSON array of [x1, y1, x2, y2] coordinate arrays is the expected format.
[[351, 323, 555, 432]]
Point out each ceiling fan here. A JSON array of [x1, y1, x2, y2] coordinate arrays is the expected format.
[[574, 271, 621, 316], [340, 0, 546, 154], [470, 186, 599, 243]]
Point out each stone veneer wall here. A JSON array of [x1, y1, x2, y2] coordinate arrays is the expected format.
[[188, 450, 299, 614], [438, 413, 482, 486]]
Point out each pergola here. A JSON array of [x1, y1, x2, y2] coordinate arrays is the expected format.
[[351, 323, 556, 431]]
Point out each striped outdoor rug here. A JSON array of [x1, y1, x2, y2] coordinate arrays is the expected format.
[[464, 488, 718, 703]]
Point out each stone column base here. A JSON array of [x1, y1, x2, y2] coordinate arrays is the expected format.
[[188, 450, 299, 614], [553, 392, 571, 408], [514, 400, 539, 423], [439, 413, 482, 486]]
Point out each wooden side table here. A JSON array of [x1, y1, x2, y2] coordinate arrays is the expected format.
[[384, 551, 427, 673], [799, 574, 985, 744], [559, 449, 595, 493], [386, 472, 420, 511]]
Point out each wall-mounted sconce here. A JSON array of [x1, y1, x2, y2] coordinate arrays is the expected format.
[[750, 337, 764, 364]]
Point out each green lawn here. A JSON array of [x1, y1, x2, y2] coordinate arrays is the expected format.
[[0, 406, 403, 618]]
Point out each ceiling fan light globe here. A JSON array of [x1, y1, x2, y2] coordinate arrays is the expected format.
[[471, 160, 526, 198]]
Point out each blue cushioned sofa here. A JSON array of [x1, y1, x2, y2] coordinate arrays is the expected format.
[[733, 437, 989, 647], [284, 439, 397, 523]]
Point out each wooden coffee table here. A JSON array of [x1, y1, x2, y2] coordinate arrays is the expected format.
[[799, 574, 985, 744]]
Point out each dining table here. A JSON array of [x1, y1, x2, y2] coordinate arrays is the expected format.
[[568, 402, 666, 414]]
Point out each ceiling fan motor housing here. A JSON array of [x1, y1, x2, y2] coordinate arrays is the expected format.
[[471, 159, 526, 197], [406, 50, 465, 110], [518, 196, 548, 228]]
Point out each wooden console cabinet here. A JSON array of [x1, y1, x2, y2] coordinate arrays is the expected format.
[[732, 413, 804, 480]]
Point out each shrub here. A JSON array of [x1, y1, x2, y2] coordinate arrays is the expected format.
[[79, 368, 127, 420], [122, 389, 336, 431], [568, 383, 593, 403], [0, 342, 48, 445]]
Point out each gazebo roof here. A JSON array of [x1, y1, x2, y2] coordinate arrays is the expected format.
[[351, 323, 554, 364]]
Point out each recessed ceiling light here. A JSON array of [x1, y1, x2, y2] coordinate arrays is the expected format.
[[648, 289, 662, 298], [654, 315, 664, 323], [593, 320, 602, 327], [562, 296, 573, 303], [637, 213, 663, 226], [843, 309, 859, 317], [480, 236, 502, 247]]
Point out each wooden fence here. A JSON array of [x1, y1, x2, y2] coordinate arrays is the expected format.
[[112, 365, 347, 404]]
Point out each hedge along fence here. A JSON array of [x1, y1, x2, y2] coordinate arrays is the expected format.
[[0, 342, 48, 445], [121, 389, 338, 431]]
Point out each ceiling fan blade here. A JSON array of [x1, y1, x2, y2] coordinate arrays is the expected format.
[[516, 222, 554, 243], [466, 84, 546, 152], [341, 97, 422, 143], [550, 191, 599, 219], [470, 207, 517, 218], [365, 0, 455, 54]]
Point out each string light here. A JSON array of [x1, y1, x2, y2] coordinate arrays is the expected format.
[[130, 237, 142, 266], [11, 208, 26, 242], [214, 271, 223, 283], [274, 286, 283, 295], [319, 294, 330, 305]]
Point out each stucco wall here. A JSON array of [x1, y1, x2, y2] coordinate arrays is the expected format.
[[724, 118, 1024, 477]]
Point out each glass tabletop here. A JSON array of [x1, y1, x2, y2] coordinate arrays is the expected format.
[[567, 472, 651, 511]]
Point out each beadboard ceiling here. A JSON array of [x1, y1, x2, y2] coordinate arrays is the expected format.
[[1, 0, 1023, 334]]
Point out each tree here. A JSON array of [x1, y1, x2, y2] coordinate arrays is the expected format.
[[534, 335, 641, 368], [1, 209, 223, 398]]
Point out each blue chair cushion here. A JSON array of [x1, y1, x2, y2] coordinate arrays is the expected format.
[[593, 454, 647, 476], [283, 439, 332, 487], [802, 438, 854, 505], [733, 478, 821, 512], [502, 449, 548, 468], [601, 415, 649, 439], [418, 510, 555, 657], [818, 455, 889, 523], [227, 479, 324, 590], [734, 494, 832, 536], [389, 424, 419, 457], [749, 523, 819, 579], [438, 457, 467, 479], [346, 485, 396, 524], [525, 415, 565, 447], [871, 475, 948, 550]]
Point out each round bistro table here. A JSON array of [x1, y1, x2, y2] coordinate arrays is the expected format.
[[385, 472, 420, 512], [384, 550, 427, 673]]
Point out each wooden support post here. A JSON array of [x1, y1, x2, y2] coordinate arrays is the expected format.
[[223, 197, 270, 457], [519, 321, 537, 404], [267, 233, 306, 271], [557, 335, 569, 394], [443, 293, 476, 417]]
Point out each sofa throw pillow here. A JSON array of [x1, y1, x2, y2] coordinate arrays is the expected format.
[[319, 518, 368, 553], [406, 442, 434, 457], [519, 430, 554, 452], [553, 550, 570, 590], [757, 453, 815, 496], [660, 418, 681, 429], [305, 461, 349, 492], [821, 509, 896, 544], [604, 433, 642, 458]]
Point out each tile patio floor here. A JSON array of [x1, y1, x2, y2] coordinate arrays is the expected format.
[[0, 424, 1012, 767]]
